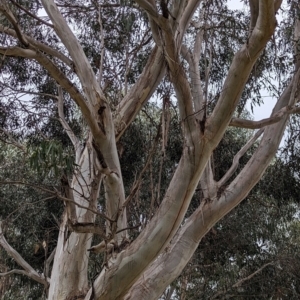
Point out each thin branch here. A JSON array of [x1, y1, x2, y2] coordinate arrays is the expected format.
[[0, 3, 29, 47], [116, 224, 141, 234], [218, 129, 264, 187], [1, 82, 58, 99], [0, 181, 114, 222], [0, 269, 33, 277], [123, 121, 161, 209], [8, 0, 54, 28], [57, 85, 81, 163], [43, 246, 55, 284], [45, 247, 56, 267], [97, 5, 105, 86], [211, 262, 274, 299], [0, 127, 26, 152], [32, 50, 101, 137], [230, 106, 300, 129], [0, 222, 48, 285], [160, 18, 197, 145]]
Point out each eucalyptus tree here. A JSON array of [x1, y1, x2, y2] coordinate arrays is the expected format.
[[0, 0, 300, 299]]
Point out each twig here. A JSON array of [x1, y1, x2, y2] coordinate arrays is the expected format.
[[8, 0, 54, 28], [0, 181, 114, 222], [0, 127, 26, 152], [0, 3, 29, 47], [218, 129, 264, 187], [97, 5, 105, 86], [57, 85, 81, 164]]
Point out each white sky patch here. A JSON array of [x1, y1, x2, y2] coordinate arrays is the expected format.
[[227, 0, 245, 10]]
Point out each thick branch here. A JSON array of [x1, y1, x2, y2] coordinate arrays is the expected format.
[[32, 51, 102, 138], [249, 0, 259, 31], [123, 59, 297, 300], [171, 0, 187, 21], [178, 0, 203, 45], [0, 24, 73, 66], [134, 0, 158, 19], [256, 0, 276, 32], [0, 46, 36, 58], [41, 0, 106, 107], [160, 18, 198, 146], [207, 0, 278, 144], [115, 46, 165, 140], [0, 222, 48, 285]]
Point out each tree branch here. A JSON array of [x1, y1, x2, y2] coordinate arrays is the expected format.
[[233, 262, 274, 288], [41, 0, 106, 107], [207, 0, 278, 144], [115, 46, 165, 140], [256, 0, 276, 32], [0, 180, 114, 222], [0, 24, 73, 66], [211, 262, 274, 299], [57, 85, 81, 164], [97, 5, 105, 86], [123, 56, 296, 300], [0, 127, 26, 152], [0, 45, 36, 58], [218, 129, 264, 187], [0, 3, 29, 47], [0, 222, 48, 285], [249, 0, 259, 31], [32, 51, 101, 138], [160, 18, 198, 145], [44, 247, 56, 279], [8, 0, 54, 28], [134, 0, 158, 19], [230, 106, 300, 129], [178, 0, 203, 45]]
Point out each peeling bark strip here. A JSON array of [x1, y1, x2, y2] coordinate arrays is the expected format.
[[0, 0, 294, 299], [92, 139, 107, 169]]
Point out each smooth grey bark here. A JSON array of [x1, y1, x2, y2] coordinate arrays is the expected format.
[[0, 1, 295, 300], [126, 67, 297, 299]]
